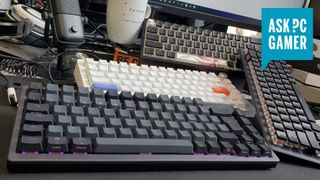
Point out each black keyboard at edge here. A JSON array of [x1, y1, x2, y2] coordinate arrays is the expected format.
[[7, 82, 278, 172], [241, 48, 320, 165], [141, 19, 262, 72]]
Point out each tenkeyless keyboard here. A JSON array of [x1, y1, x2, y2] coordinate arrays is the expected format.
[[140, 19, 261, 72], [241, 48, 320, 165], [74, 58, 254, 114], [7, 82, 278, 172]]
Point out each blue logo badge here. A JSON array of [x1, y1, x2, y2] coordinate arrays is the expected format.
[[261, 8, 313, 70]]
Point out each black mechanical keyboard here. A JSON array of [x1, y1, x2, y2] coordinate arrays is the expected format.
[[140, 19, 261, 72], [241, 48, 320, 165], [7, 82, 278, 172]]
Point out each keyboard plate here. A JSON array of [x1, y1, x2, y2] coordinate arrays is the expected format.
[[7, 85, 279, 172]]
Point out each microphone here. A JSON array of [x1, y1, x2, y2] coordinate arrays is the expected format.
[[47, 0, 85, 48]]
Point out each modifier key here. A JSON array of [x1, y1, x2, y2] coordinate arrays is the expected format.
[[19, 136, 43, 152], [94, 138, 193, 154]]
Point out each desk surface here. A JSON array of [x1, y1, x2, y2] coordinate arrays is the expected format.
[[0, 80, 319, 180]]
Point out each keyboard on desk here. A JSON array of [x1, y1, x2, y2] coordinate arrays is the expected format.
[[140, 19, 261, 72], [241, 48, 320, 165], [7, 82, 278, 172]]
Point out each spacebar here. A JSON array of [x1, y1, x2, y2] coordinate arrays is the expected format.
[[94, 138, 194, 154]]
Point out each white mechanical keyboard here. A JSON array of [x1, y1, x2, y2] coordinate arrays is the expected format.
[[74, 58, 251, 111]]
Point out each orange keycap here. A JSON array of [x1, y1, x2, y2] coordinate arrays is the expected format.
[[212, 87, 231, 96]]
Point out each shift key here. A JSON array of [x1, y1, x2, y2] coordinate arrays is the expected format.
[[25, 113, 54, 126], [26, 103, 49, 113]]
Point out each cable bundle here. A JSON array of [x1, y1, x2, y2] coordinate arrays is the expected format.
[[0, 58, 38, 77]]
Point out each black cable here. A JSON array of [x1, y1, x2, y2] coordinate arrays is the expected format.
[[0, 53, 56, 83], [88, 21, 106, 39], [1, 37, 45, 46]]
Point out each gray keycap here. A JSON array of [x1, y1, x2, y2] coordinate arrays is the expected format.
[[94, 138, 193, 154], [47, 125, 63, 137]]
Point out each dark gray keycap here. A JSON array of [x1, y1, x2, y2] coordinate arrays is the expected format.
[[103, 108, 116, 119], [87, 107, 101, 119], [101, 127, 117, 138], [217, 124, 230, 132], [124, 119, 138, 129], [66, 126, 82, 138], [71, 106, 84, 117], [219, 141, 233, 154], [191, 131, 205, 141], [208, 116, 221, 124], [259, 144, 272, 156], [186, 114, 197, 122], [192, 122, 206, 132], [75, 116, 90, 128], [164, 130, 178, 139], [197, 115, 209, 123], [46, 84, 59, 94], [149, 129, 163, 139], [187, 105, 199, 114], [173, 113, 185, 122], [182, 97, 193, 105], [79, 96, 91, 107], [118, 109, 131, 120], [22, 124, 44, 136], [209, 104, 235, 116], [217, 132, 238, 144], [47, 125, 63, 137], [108, 99, 121, 110], [85, 127, 100, 138], [92, 117, 106, 128], [20, 136, 43, 152], [204, 131, 217, 142], [247, 144, 261, 156], [193, 140, 207, 153], [175, 104, 187, 115], [107, 118, 122, 128], [54, 105, 67, 116], [177, 130, 192, 141], [151, 102, 162, 113], [234, 143, 249, 156], [180, 122, 193, 131], [117, 128, 133, 138], [58, 115, 72, 127], [146, 111, 159, 120], [137, 101, 149, 112], [106, 91, 119, 100], [251, 133, 265, 144], [62, 85, 74, 95], [239, 134, 254, 144], [133, 128, 149, 138], [62, 95, 75, 106], [71, 137, 92, 153], [226, 121, 243, 135], [138, 120, 153, 130], [166, 121, 180, 131], [204, 123, 218, 132], [152, 120, 166, 130], [47, 136, 68, 153], [94, 138, 193, 154], [93, 97, 106, 108], [123, 100, 136, 110], [78, 87, 90, 97], [146, 93, 158, 102], [91, 89, 104, 99], [206, 141, 220, 154], [132, 110, 146, 120]]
